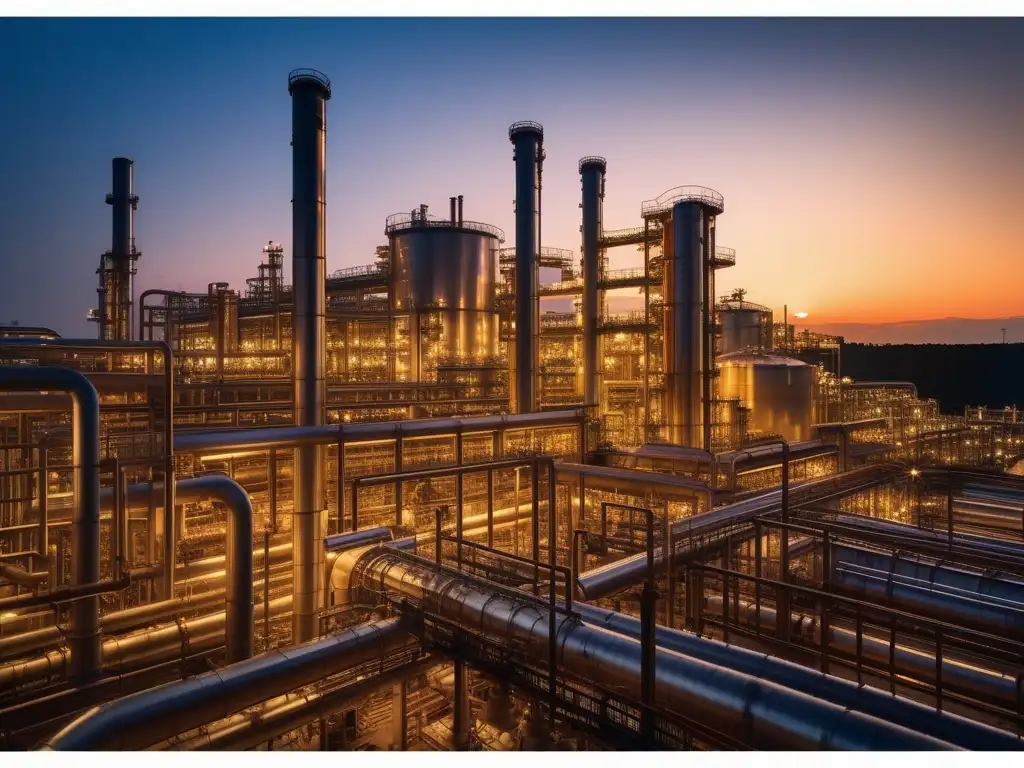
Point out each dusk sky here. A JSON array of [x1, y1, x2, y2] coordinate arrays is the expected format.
[[1, 17, 1021, 339]]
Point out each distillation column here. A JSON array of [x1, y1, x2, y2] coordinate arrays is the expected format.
[[96, 157, 141, 341], [579, 157, 606, 411], [664, 201, 705, 447], [288, 69, 330, 643], [509, 122, 544, 414]]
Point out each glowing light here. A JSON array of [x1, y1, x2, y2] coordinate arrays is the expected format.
[[909, 468, 920, 477]]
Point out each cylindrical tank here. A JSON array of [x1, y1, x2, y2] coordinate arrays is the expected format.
[[579, 156, 606, 410], [389, 218, 501, 380], [720, 307, 764, 354], [717, 351, 815, 441]]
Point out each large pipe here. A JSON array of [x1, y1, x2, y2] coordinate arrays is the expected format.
[[579, 157, 606, 411], [700, 595, 1024, 715], [174, 408, 585, 456], [831, 546, 1024, 638], [573, 602, 1021, 751], [288, 68, 331, 643], [509, 121, 543, 414], [0, 338, 175, 599], [664, 201, 703, 447], [338, 546, 954, 749], [42, 616, 414, 750], [0, 366, 100, 679], [578, 464, 899, 600]]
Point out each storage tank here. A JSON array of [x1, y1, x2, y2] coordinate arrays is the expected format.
[[718, 296, 773, 354], [717, 351, 815, 441], [387, 205, 503, 381]]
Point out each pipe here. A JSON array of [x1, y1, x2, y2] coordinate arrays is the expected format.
[[700, 595, 1024, 715], [42, 616, 413, 750], [578, 464, 899, 600], [0, 563, 49, 589], [174, 408, 585, 456], [579, 157, 605, 414], [339, 546, 955, 749], [0, 338, 175, 600], [0, 596, 290, 692], [0, 366, 100, 679], [288, 68, 331, 643], [167, 654, 435, 750], [574, 601, 1022, 751], [509, 121, 543, 414]]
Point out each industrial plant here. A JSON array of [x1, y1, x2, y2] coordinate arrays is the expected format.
[[3, 67, 1024, 751]]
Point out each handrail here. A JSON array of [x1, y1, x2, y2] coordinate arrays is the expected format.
[[578, 155, 607, 173], [508, 120, 544, 139], [287, 68, 331, 96], [384, 211, 505, 242], [641, 185, 725, 217]]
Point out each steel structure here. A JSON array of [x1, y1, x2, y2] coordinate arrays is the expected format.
[[3, 67, 1024, 753]]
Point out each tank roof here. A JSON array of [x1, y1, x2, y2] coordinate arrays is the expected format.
[[717, 351, 809, 368], [384, 211, 505, 243]]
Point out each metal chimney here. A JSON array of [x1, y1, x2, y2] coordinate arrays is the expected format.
[[288, 68, 330, 643], [96, 158, 141, 341], [450, 196, 457, 225], [457, 194, 464, 226], [579, 157, 606, 411], [508, 121, 544, 414]]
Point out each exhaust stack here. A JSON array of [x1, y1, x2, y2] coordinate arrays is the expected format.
[[579, 157, 606, 411], [508, 121, 544, 414], [288, 68, 331, 643]]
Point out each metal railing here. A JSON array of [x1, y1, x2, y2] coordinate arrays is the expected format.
[[641, 186, 725, 217], [384, 212, 505, 243]]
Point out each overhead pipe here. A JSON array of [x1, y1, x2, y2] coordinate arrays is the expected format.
[[0, 366, 100, 680], [699, 595, 1024, 716], [337, 546, 955, 749], [574, 601, 1022, 751], [0, 338, 175, 599], [0, 595, 289, 692], [578, 464, 900, 600], [509, 121, 544, 414], [42, 616, 414, 750], [579, 156, 606, 414], [288, 68, 331, 643]]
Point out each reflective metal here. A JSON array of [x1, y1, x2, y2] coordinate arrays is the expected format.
[[390, 225, 500, 376], [720, 307, 765, 354], [663, 201, 704, 446], [717, 351, 815, 442], [289, 69, 331, 643], [509, 121, 543, 413], [574, 601, 1021, 751], [42, 616, 412, 750], [580, 157, 606, 408], [701, 596, 1024, 717], [340, 547, 955, 749], [0, 366, 101, 679], [831, 544, 1024, 638]]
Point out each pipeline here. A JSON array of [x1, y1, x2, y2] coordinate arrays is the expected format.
[[0, 366, 101, 679], [578, 464, 902, 600], [573, 601, 1022, 750], [0, 595, 291, 692], [337, 545, 956, 749], [41, 615, 414, 750], [700, 595, 1024, 714], [830, 544, 1024, 638]]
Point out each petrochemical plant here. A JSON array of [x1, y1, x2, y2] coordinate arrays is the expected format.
[[3, 68, 1024, 752]]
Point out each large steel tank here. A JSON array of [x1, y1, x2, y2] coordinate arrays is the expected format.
[[717, 351, 815, 441], [720, 307, 764, 353], [388, 209, 502, 380]]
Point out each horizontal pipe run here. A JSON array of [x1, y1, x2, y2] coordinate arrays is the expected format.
[[341, 547, 956, 749], [701, 595, 1024, 715], [42, 616, 414, 750], [573, 601, 1022, 751]]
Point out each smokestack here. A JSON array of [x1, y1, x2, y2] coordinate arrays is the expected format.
[[450, 196, 457, 225], [288, 68, 330, 643], [579, 157, 606, 412], [508, 121, 544, 414], [457, 194, 464, 226], [99, 157, 140, 341]]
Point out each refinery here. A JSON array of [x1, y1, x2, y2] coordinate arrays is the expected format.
[[2, 67, 1024, 751]]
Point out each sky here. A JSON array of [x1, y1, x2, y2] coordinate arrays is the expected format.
[[0, 17, 1021, 340]]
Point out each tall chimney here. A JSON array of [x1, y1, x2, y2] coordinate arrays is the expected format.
[[579, 157, 606, 411], [288, 68, 330, 643], [450, 196, 457, 225], [508, 122, 544, 414], [98, 157, 140, 340], [457, 194, 464, 226]]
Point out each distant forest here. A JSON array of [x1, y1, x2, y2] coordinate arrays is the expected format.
[[839, 343, 1024, 414]]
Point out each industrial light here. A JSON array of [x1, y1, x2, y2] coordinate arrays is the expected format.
[[909, 468, 920, 477]]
